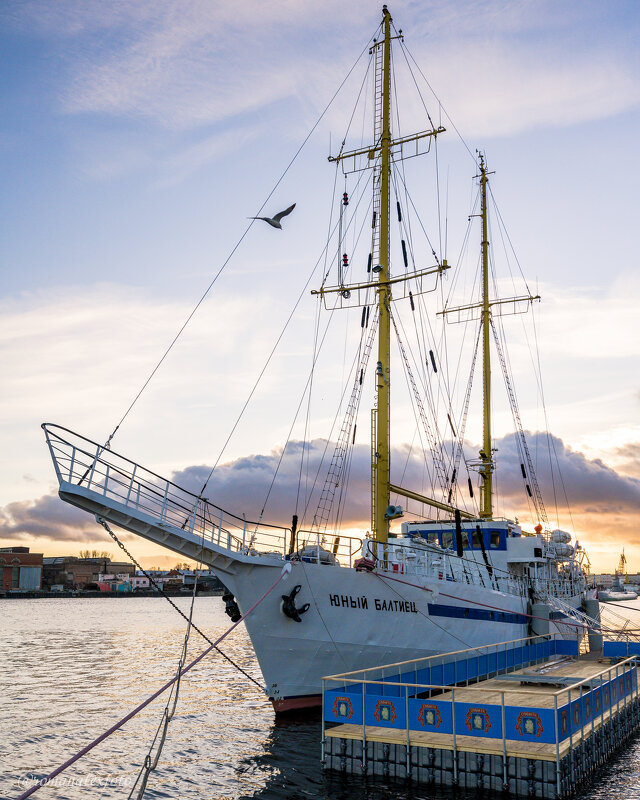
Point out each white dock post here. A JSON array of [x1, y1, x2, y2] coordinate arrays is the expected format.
[[405, 685, 410, 777], [599, 673, 605, 763], [361, 681, 366, 771], [451, 687, 458, 784], [623, 662, 628, 743], [590, 669, 595, 748], [568, 687, 573, 783], [554, 694, 561, 797], [579, 681, 585, 774], [501, 691, 507, 789], [608, 667, 613, 751], [321, 679, 326, 765]]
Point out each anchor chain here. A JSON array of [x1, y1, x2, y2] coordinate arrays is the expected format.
[[96, 516, 265, 692]]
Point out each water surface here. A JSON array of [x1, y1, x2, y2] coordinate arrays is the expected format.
[[2, 596, 640, 799]]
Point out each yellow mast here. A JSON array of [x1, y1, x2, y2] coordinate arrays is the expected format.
[[373, 5, 392, 543], [439, 155, 540, 518], [319, 7, 448, 536], [479, 154, 493, 519]]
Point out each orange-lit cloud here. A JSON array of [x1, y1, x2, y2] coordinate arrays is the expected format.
[[3, 432, 638, 572]]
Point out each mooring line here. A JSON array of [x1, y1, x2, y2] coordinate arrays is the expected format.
[[14, 564, 291, 800], [372, 571, 627, 635], [97, 516, 264, 691]]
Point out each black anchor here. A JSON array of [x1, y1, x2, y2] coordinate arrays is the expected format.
[[281, 584, 310, 622]]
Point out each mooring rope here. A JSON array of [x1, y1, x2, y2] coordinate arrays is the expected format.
[[14, 563, 291, 800], [127, 571, 199, 799], [370, 571, 640, 636], [97, 517, 264, 691]]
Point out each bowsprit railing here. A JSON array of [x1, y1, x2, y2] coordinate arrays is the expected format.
[[41, 423, 364, 565]]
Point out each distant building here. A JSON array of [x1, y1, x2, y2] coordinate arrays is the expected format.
[[593, 574, 615, 588], [0, 547, 43, 590], [183, 570, 224, 591], [43, 556, 135, 589]]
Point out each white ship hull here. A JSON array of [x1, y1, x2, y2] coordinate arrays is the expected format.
[[43, 429, 592, 714], [219, 559, 582, 710]]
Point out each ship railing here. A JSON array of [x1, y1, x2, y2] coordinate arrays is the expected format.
[[42, 424, 368, 564], [539, 592, 638, 652], [534, 577, 585, 599], [290, 529, 364, 567], [42, 423, 293, 556], [370, 539, 531, 598]]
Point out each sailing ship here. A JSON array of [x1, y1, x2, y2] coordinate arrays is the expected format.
[[42, 6, 596, 712]]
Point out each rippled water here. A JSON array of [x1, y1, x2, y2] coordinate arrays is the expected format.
[[2, 596, 640, 800]]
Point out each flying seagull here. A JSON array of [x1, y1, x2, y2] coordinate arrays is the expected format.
[[249, 203, 296, 229]]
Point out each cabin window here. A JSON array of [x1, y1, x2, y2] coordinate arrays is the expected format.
[[441, 532, 453, 549], [471, 530, 482, 549], [459, 532, 470, 549], [490, 531, 501, 549], [426, 532, 438, 544]]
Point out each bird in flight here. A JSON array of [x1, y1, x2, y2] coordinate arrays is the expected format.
[[249, 203, 296, 229]]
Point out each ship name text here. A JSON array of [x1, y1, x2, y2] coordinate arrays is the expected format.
[[329, 594, 417, 613]]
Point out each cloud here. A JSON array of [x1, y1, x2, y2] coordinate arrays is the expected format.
[[8, 0, 639, 146], [609, 442, 640, 480], [5, 431, 639, 551], [0, 282, 284, 510], [0, 493, 103, 542], [492, 431, 640, 513]]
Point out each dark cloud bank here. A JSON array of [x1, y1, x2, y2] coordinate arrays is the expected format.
[[2, 433, 640, 544]]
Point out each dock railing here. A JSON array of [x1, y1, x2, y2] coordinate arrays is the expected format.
[[322, 634, 640, 796]]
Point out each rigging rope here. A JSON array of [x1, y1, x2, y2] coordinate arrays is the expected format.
[[490, 319, 549, 528], [98, 36, 378, 455], [398, 38, 478, 168], [370, 570, 618, 636], [447, 323, 481, 504], [390, 307, 448, 495], [15, 564, 291, 800], [196, 152, 374, 509]]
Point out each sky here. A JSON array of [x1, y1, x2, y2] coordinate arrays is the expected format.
[[1, 0, 639, 572]]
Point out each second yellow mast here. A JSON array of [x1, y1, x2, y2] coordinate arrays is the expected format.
[[479, 154, 493, 519]]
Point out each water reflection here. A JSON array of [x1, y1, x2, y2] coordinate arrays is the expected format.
[[2, 597, 640, 799]]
